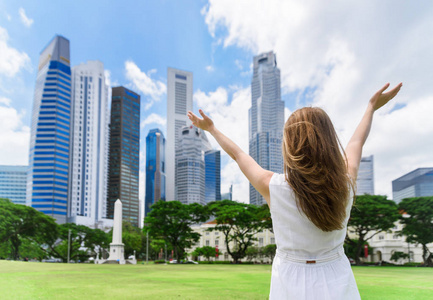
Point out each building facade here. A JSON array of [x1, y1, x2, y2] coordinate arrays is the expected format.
[[145, 128, 166, 217], [166, 68, 193, 201], [107, 87, 140, 226], [26, 35, 71, 224], [392, 168, 433, 203], [205, 150, 221, 202], [68, 61, 110, 227], [0, 165, 27, 205], [175, 126, 212, 205], [356, 155, 375, 195], [249, 51, 284, 205], [189, 221, 275, 263]]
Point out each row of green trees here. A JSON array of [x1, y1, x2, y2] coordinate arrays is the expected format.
[[144, 200, 271, 263], [2, 195, 432, 265], [145, 196, 433, 266], [345, 195, 433, 266], [0, 198, 152, 261]]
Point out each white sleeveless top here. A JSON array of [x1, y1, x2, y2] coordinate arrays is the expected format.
[[268, 173, 360, 300], [269, 173, 353, 258]]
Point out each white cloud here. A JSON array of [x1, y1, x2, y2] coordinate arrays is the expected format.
[[141, 113, 166, 129], [0, 96, 11, 106], [0, 99, 30, 165], [0, 26, 30, 77], [18, 8, 33, 28], [205, 65, 214, 72], [6, 14, 11, 21], [203, 0, 433, 199], [125, 61, 166, 111], [194, 86, 251, 203]]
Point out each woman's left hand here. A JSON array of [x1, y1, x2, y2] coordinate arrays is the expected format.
[[187, 109, 215, 132]]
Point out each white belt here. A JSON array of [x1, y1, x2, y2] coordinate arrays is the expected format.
[[276, 247, 344, 264]]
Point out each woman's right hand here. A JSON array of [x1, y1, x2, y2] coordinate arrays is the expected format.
[[369, 82, 403, 111]]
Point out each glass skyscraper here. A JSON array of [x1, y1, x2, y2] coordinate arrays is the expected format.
[[166, 68, 193, 201], [392, 168, 433, 203], [107, 86, 140, 226], [26, 35, 71, 223], [0, 165, 27, 205], [145, 128, 166, 217], [69, 61, 110, 228], [249, 51, 284, 206], [205, 150, 221, 202], [356, 155, 375, 195]]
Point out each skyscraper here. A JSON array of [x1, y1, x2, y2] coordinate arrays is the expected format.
[[27, 35, 71, 223], [392, 168, 433, 203], [107, 87, 140, 226], [249, 51, 284, 206], [205, 150, 221, 202], [145, 128, 166, 217], [0, 165, 27, 205], [176, 125, 212, 205], [68, 61, 110, 227], [166, 68, 193, 201], [356, 155, 375, 195]]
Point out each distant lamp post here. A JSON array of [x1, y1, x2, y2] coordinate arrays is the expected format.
[[67, 229, 71, 263]]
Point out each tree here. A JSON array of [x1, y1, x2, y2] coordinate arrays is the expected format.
[[390, 251, 409, 263], [120, 221, 144, 258], [207, 200, 268, 263], [0, 198, 58, 260], [345, 195, 399, 265], [399, 197, 433, 266], [245, 246, 261, 262], [144, 201, 209, 261], [262, 244, 277, 262], [36, 223, 109, 262], [192, 246, 217, 261]]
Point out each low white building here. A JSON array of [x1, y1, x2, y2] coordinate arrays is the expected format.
[[189, 220, 275, 262], [348, 221, 432, 264]]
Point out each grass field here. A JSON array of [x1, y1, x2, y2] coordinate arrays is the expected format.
[[1, 261, 432, 299]]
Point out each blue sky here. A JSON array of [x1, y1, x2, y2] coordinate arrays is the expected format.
[[1, 0, 433, 203]]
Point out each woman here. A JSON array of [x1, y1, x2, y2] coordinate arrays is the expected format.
[[188, 82, 402, 299]]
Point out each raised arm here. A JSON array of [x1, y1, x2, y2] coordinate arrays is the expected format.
[[188, 109, 273, 206], [345, 82, 403, 180]]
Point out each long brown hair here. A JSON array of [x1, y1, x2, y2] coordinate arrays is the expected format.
[[283, 107, 353, 232]]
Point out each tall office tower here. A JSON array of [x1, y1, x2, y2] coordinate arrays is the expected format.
[[392, 168, 433, 203], [107, 87, 140, 226], [356, 155, 375, 195], [176, 126, 212, 205], [205, 150, 221, 202], [249, 51, 284, 206], [0, 165, 27, 205], [26, 35, 71, 223], [166, 68, 193, 201], [145, 128, 166, 217], [68, 61, 110, 227]]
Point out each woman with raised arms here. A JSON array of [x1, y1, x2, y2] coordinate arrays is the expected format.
[[188, 82, 402, 299]]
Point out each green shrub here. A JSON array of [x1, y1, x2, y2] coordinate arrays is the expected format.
[[154, 260, 166, 264]]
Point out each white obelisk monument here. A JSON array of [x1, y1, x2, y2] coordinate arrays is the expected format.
[[107, 199, 125, 264]]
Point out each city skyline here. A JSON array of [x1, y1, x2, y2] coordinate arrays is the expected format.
[[1, 1, 433, 204]]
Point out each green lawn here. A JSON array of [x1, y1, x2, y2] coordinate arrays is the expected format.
[[0, 261, 432, 299]]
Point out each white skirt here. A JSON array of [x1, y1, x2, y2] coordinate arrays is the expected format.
[[269, 251, 361, 300]]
